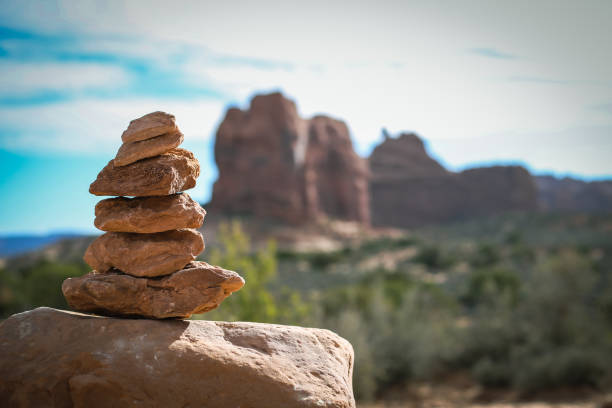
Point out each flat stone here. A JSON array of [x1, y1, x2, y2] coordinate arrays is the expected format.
[[83, 229, 204, 277], [89, 148, 199, 197], [62, 261, 245, 318], [0, 307, 355, 407], [121, 111, 177, 143], [94, 193, 206, 233], [114, 130, 184, 167]]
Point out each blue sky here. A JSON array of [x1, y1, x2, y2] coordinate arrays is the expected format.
[[0, 0, 611, 234]]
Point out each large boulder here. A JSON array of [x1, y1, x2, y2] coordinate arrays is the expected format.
[[209, 92, 370, 225], [369, 132, 538, 227], [0, 307, 355, 408]]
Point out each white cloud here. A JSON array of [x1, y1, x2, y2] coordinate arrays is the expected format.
[[429, 125, 612, 178], [0, 97, 226, 153], [0, 62, 129, 94], [0, 0, 610, 178]]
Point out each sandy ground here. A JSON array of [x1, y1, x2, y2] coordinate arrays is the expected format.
[[356, 379, 611, 408], [359, 402, 598, 408]]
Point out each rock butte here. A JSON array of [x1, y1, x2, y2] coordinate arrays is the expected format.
[[209, 92, 370, 225], [89, 148, 200, 197], [121, 111, 177, 143], [369, 133, 538, 228], [62, 262, 244, 318], [114, 130, 184, 167], [0, 308, 355, 408], [83, 229, 205, 277], [94, 193, 206, 233]]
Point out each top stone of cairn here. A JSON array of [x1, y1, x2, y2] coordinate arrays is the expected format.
[[121, 111, 178, 143]]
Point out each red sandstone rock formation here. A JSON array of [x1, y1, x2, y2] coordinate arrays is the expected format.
[[535, 175, 612, 212], [370, 132, 538, 228], [209, 92, 370, 225]]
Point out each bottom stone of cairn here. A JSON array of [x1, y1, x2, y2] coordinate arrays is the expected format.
[[62, 261, 245, 319]]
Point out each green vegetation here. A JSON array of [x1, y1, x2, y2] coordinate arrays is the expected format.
[[193, 221, 310, 324], [0, 260, 88, 317], [1, 212, 611, 401]]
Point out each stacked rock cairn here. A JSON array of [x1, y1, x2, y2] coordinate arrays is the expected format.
[[62, 112, 245, 319]]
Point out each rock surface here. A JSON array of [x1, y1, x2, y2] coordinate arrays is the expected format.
[[370, 133, 538, 228], [89, 148, 199, 196], [535, 175, 612, 212], [209, 92, 370, 225], [94, 193, 206, 233], [121, 111, 177, 143], [114, 130, 184, 167], [83, 229, 204, 277], [0, 308, 354, 407], [62, 261, 244, 318]]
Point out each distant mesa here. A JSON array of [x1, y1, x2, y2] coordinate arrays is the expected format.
[[535, 175, 612, 213], [209, 92, 611, 228], [369, 132, 538, 228], [208, 92, 370, 225]]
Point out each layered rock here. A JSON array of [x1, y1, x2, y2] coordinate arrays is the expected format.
[[209, 92, 370, 225], [121, 111, 177, 143], [0, 308, 355, 407], [83, 229, 204, 277], [66, 111, 243, 319], [535, 175, 612, 212], [370, 132, 538, 227], [89, 148, 199, 197], [62, 262, 244, 318], [114, 130, 184, 166], [94, 193, 206, 233]]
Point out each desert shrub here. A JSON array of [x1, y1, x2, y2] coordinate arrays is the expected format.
[[358, 235, 416, 255], [197, 220, 309, 324], [512, 346, 606, 391], [470, 243, 501, 267], [461, 266, 521, 308], [413, 245, 442, 268], [327, 307, 382, 401], [461, 248, 612, 391], [306, 250, 348, 269], [0, 260, 87, 318]]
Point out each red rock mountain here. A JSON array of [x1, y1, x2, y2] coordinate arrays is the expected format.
[[369, 133, 538, 228], [209, 94, 608, 230], [209, 93, 370, 224], [535, 175, 612, 212]]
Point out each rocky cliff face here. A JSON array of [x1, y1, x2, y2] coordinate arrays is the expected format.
[[209, 94, 609, 230], [370, 133, 538, 228], [209, 93, 370, 225], [535, 175, 612, 212]]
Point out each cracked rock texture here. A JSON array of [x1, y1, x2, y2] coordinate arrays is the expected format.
[[121, 111, 177, 143], [89, 148, 199, 197], [114, 130, 184, 167], [0, 307, 355, 408], [62, 261, 244, 318], [84, 229, 204, 277], [94, 193, 205, 233]]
